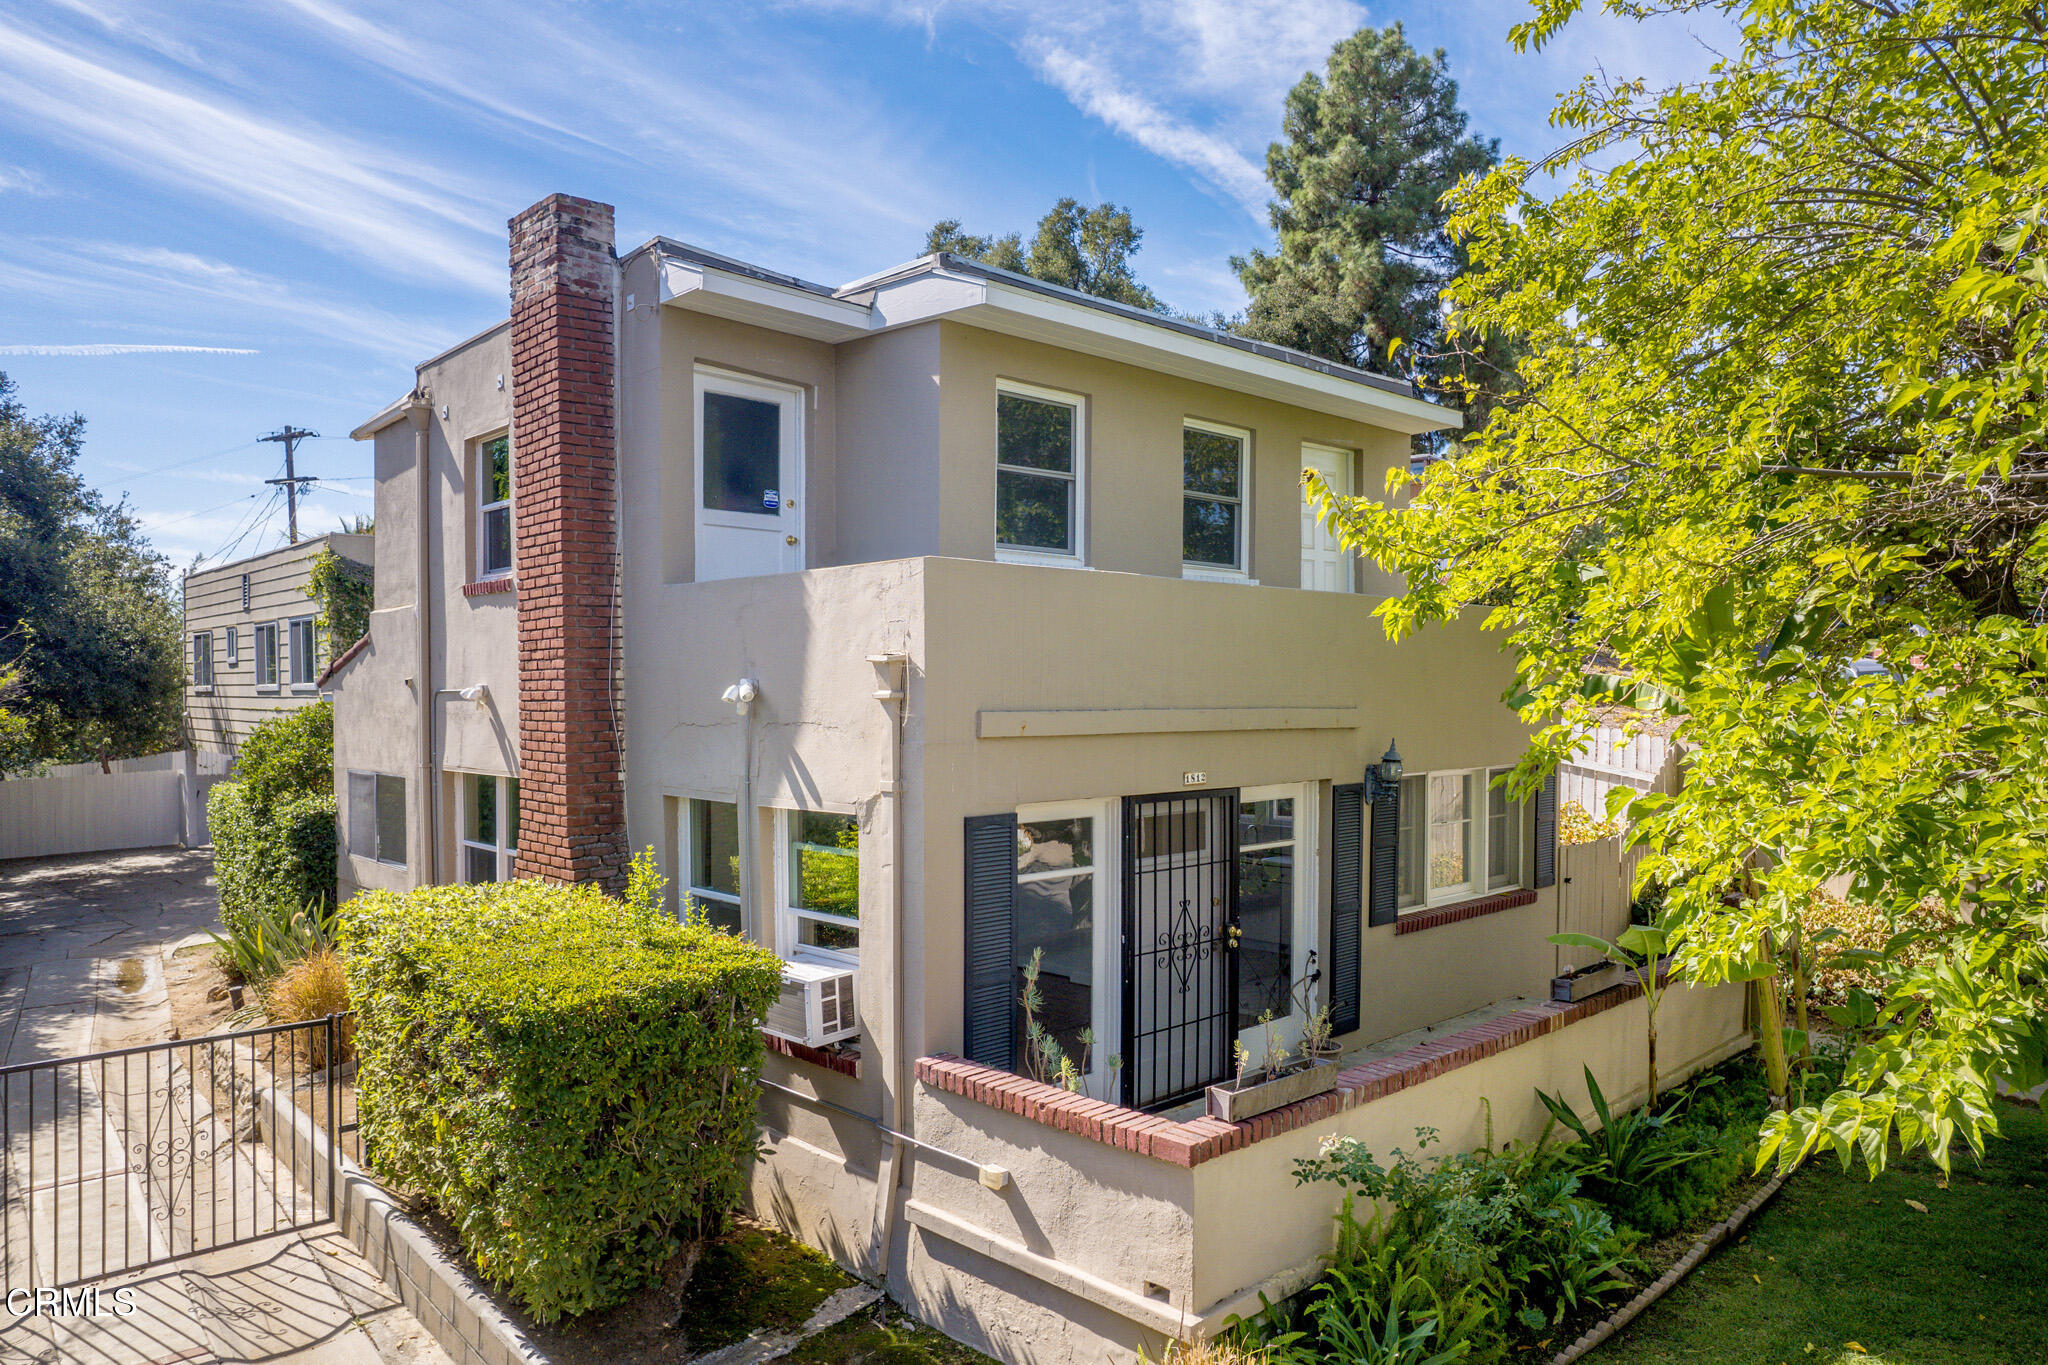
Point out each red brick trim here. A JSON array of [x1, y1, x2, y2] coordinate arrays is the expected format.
[[462, 577, 516, 598], [917, 977, 1650, 1169], [1394, 888, 1538, 936], [314, 632, 370, 689], [763, 1031, 860, 1078]]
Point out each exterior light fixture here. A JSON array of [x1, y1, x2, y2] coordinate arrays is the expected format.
[[1364, 740, 1403, 801]]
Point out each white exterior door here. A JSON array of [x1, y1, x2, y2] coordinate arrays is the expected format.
[[1300, 443, 1356, 593], [695, 368, 803, 582]]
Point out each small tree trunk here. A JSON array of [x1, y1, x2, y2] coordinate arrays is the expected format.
[[1646, 1017, 1660, 1114]]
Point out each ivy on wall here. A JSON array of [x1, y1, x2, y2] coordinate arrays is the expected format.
[[303, 549, 373, 655]]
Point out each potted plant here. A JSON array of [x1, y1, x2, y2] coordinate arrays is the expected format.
[[1206, 1005, 1339, 1123], [1291, 951, 1342, 1062]]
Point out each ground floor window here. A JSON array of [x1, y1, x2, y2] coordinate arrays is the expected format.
[[1236, 792, 1300, 1029], [347, 771, 406, 866], [459, 773, 518, 883], [1013, 806, 1099, 1077], [1397, 767, 1526, 910], [681, 798, 743, 934], [783, 810, 859, 962]]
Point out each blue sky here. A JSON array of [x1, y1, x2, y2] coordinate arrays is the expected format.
[[0, 0, 1731, 570]]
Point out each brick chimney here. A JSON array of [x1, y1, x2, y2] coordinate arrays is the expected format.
[[508, 194, 628, 890]]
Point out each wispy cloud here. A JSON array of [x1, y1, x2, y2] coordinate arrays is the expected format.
[[0, 164, 47, 194], [0, 14, 504, 291], [0, 342, 257, 356], [788, 0, 1369, 220], [0, 241, 458, 364]]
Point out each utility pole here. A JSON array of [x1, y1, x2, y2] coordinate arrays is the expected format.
[[260, 426, 320, 543]]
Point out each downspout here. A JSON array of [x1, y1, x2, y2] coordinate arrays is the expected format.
[[722, 680, 759, 929], [869, 651, 909, 1284], [409, 395, 439, 885]]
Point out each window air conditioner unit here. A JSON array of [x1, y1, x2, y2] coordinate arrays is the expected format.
[[764, 959, 859, 1048]]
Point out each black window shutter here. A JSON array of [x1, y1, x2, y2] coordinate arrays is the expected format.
[[962, 813, 1019, 1070], [1533, 772, 1559, 889], [1328, 784, 1364, 1036], [1368, 779, 1401, 927]]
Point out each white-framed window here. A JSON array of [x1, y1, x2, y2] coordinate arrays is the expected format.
[[477, 433, 513, 579], [680, 798, 743, 934], [1013, 802, 1103, 1077], [995, 381, 1085, 564], [1183, 419, 1249, 575], [347, 771, 407, 866], [1236, 785, 1315, 1040], [1397, 768, 1528, 911], [225, 626, 239, 669], [779, 809, 860, 964], [287, 616, 317, 688], [191, 632, 214, 688], [253, 622, 279, 691], [458, 773, 518, 883]]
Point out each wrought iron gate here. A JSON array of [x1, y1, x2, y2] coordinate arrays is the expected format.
[[0, 1015, 355, 1292], [1121, 790, 1239, 1110]]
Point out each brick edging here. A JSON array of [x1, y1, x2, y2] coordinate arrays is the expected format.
[[917, 979, 1651, 1169], [1394, 888, 1538, 936], [462, 577, 516, 598], [763, 1031, 860, 1077]]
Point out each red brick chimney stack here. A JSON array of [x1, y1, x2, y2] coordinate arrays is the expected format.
[[508, 194, 628, 890]]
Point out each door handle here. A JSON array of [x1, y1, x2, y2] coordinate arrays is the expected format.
[[1226, 925, 1242, 949], [785, 534, 799, 546]]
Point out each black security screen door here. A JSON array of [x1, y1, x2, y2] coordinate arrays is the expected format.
[[1121, 790, 1239, 1110]]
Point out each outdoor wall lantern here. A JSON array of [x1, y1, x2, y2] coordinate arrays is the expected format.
[[1363, 740, 1404, 801]]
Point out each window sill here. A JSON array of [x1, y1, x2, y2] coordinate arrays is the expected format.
[[463, 576, 516, 598], [255, 686, 280, 695], [762, 1030, 861, 1078], [1394, 888, 1538, 936], [192, 685, 215, 696], [290, 683, 320, 694], [1181, 567, 1258, 585], [994, 549, 1089, 570]]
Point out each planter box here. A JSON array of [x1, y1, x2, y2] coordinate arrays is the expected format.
[[1551, 960, 1624, 1003], [1206, 1058, 1339, 1123]]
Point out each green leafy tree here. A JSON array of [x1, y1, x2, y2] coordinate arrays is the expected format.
[[1321, 0, 2048, 1176], [0, 373, 182, 770], [1233, 24, 1505, 430], [925, 199, 1165, 310]]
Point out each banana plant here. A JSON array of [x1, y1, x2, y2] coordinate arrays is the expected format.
[[1549, 922, 1671, 1109]]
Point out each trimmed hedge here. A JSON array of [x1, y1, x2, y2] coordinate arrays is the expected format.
[[341, 879, 785, 1321], [235, 700, 333, 809], [209, 782, 337, 938]]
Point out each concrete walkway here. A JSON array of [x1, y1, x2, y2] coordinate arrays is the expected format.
[[0, 847, 450, 1365]]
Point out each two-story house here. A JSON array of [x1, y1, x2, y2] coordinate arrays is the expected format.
[[185, 533, 372, 756], [325, 196, 1747, 1365]]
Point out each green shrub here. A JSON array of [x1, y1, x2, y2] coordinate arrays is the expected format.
[[210, 783, 338, 939], [234, 700, 333, 808], [341, 879, 784, 1322]]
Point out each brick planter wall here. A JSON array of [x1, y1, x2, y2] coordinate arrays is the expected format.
[[508, 193, 628, 891]]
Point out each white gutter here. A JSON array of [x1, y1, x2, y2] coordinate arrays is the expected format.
[[408, 396, 439, 886], [867, 651, 909, 1282], [721, 680, 760, 930]]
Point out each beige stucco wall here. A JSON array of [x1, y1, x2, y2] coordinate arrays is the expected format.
[[892, 980, 1750, 1365], [332, 326, 519, 898], [935, 322, 1410, 592]]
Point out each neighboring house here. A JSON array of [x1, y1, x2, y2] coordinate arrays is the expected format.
[[325, 196, 1747, 1365], [184, 534, 373, 755]]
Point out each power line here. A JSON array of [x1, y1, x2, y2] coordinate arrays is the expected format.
[[191, 488, 282, 570], [113, 439, 264, 482]]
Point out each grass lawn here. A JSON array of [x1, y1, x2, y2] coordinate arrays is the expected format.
[[1599, 1101, 2048, 1364]]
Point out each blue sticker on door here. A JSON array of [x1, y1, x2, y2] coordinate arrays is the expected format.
[[763, 489, 780, 511]]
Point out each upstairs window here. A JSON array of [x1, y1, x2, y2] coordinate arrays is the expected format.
[[478, 434, 513, 578], [784, 810, 860, 962], [288, 616, 318, 687], [225, 626, 239, 669], [254, 622, 279, 690], [191, 633, 214, 688], [1183, 421, 1248, 574], [996, 383, 1084, 561]]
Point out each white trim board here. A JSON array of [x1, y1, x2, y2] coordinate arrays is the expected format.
[[977, 707, 1360, 739]]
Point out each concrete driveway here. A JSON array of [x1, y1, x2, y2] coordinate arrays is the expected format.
[[0, 847, 450, 1365]]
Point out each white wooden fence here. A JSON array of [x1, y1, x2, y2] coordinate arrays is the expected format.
[[0, 750, 232, 862], [1558, 719, 1683, 828], [1555, 834, 1634, 973]]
